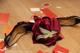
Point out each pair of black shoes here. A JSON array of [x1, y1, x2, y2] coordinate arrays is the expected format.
[[4, 16, 80, 48]]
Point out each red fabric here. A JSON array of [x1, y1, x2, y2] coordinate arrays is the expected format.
[[53, 44, 69, 53], [0, 49, 5, 53], [41, 8, 57, 18], [32, 16, 62, 46], [0, 40, 5, 49], [0, 13, 9, 24]]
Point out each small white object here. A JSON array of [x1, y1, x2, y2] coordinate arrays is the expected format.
[[30, 8, 40, 12], [36, 35, 44, 40]]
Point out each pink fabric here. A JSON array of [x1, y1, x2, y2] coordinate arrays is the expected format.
[[32, 16, 62, 46], [41, 7, 57, 18]]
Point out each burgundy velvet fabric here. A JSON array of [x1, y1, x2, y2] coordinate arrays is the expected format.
[[32, 16, 62, 46]]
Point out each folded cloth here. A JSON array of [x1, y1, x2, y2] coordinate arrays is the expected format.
[[32, 16, 62, 46]]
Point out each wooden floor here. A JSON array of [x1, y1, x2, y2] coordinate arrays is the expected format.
[[0, 0, 80, 53]]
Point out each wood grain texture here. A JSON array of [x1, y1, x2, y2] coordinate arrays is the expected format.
[[0, 0, 80, 53]]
